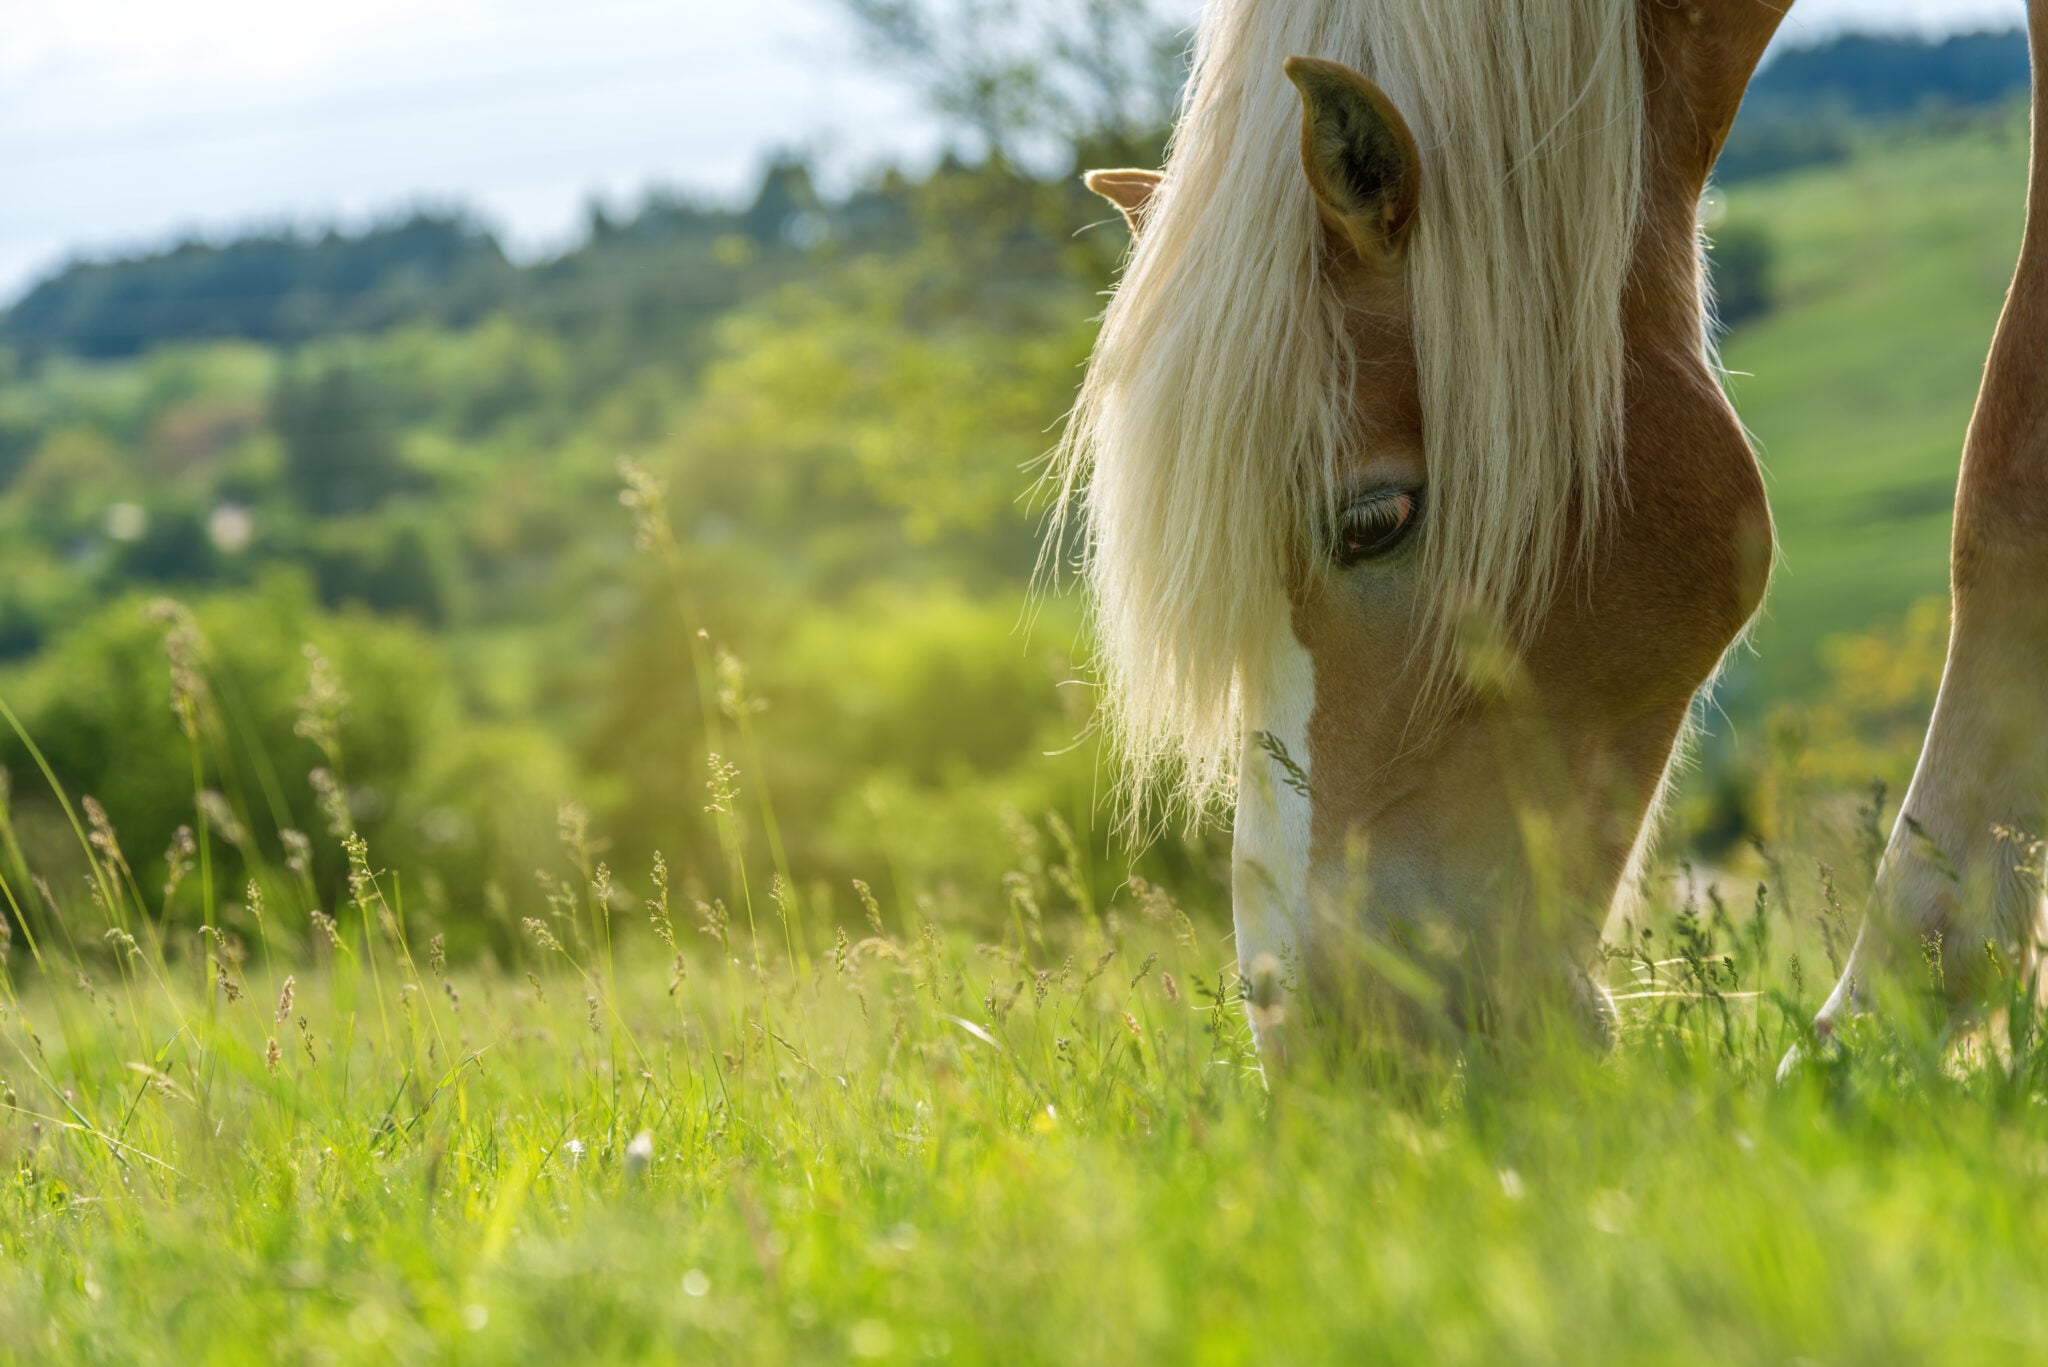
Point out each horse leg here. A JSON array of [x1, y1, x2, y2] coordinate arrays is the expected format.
[[1804, 0, 2048, 1051]]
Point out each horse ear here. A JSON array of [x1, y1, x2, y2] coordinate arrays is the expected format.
[[1284, 56, 1421, 268], [1084, 168, 1164, 234]]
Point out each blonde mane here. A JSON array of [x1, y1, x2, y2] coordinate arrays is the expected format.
[[1049, 0, 1645, 818]]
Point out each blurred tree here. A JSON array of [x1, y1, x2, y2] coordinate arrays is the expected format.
[[1715, 115, 1856, 184], [270, 362, 409, 516], [745, 159, 828, 248], [111, 506, 218, 585], [0, 580, 569, 945], [1749, 29, 2028, 118], [1718, 29, 2028, 185], [1709, 221, 1776, 330], [308, 513, 459, 626], [1, 211, 510, 358], [840, 0, 1187, 165]]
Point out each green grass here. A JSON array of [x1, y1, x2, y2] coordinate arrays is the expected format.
[[6, 794, 2048, 1365], [1723, 111, 2031, 693], [4, 114, 2047, 1367]]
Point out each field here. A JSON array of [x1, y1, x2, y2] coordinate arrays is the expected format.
[[5, 777, 2048, 1364], [3, 100, 2047, 1364], [1722, 109, 2028, 695]]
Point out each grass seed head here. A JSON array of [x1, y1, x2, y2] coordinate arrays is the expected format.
[[293, 644, 350, 761], [617, 459, 674, 555], [198, 791, 246, 847], [854, 879, 885, 937], [83, 797, 126, 871], [557, 801, 591, 866], [308, 768, 351, 837], [704, 755, 740, 814], [162, 826, 196, 902], [696, 899, 730, 949], [147, 599, 210, 740], [645, 852, 677, 946], [280, 828, 313, 879]]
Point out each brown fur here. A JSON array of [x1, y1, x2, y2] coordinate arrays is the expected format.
[[1083, 0, 2048, 1042], [1080, 2, 1796, 1033], [1291, 3, 1783, 1003], [1957, 2, 2048, 591]]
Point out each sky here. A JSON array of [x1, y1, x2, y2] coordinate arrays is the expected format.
[[0, 0, 2029, 304]]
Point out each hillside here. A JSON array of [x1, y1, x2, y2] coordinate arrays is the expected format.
[[1717, 110, 2028, 697], [0, 77, 2031, 918], [1719, 27, 2031, 180], [0, 28, 2030, 359]]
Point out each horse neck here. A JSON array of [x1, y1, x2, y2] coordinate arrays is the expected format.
[[1624, 1, 1792, 356]]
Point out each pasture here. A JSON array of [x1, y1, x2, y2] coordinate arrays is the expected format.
[[1724, 108, 2030, 696], [5, 50, 2048, 1367], [4, 783, 2048, 1364]]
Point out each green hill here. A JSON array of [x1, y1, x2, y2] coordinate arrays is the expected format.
[[0, 102, 2027, 915], [1718, 109, 2028, 697]]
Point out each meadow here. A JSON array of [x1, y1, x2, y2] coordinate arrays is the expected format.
[[4, 712, 2048, 1364], [2, 86, 2046, 1365], [1721, 106, 2030, 697]]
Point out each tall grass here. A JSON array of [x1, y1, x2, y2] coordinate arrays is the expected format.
[[6, 754, 2048, 1364], [2, 485, 2047, 1363]]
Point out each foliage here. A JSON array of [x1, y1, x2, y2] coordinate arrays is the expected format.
[[0, 581, 569, 953], [1717, 29, 2028, 185], [1715, 115, 1859, 185], [0, 23, 2025, 375], [271, 362, 412, 517], [1681, 597, 1949, 868], [1708, 220, 1777, 330], [840, 0, 1186, 165], [2, 213, 512, 360], [1750, 28, 2031, 120], [1782, 595, 1952, 795], [1716, 111, 2025, 698], [0, 40, 2029, 955]]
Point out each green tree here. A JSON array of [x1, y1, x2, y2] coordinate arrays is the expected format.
[[841, 0, 1186, 165], [1710, 221, 1776, 330], [270, 362, 408, 516]]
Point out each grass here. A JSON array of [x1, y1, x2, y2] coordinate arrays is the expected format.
[[5, 114, 2048, 1366], [6, 769, 2048, 1365], [1722, 109, 2031, 695]]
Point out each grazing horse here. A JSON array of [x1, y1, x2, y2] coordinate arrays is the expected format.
[[1063, 0, 2048, 1058]]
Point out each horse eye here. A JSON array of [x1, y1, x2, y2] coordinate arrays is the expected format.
[[1334, 489, 1421, 566]]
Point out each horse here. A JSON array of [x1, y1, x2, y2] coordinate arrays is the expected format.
[[1054, 0, 2048, 1058]]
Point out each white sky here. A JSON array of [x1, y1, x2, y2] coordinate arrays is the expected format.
[[0, 0, 2029, 303]]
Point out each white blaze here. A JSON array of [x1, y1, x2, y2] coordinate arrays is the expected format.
[[1232, 627, 1317, 1036]]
